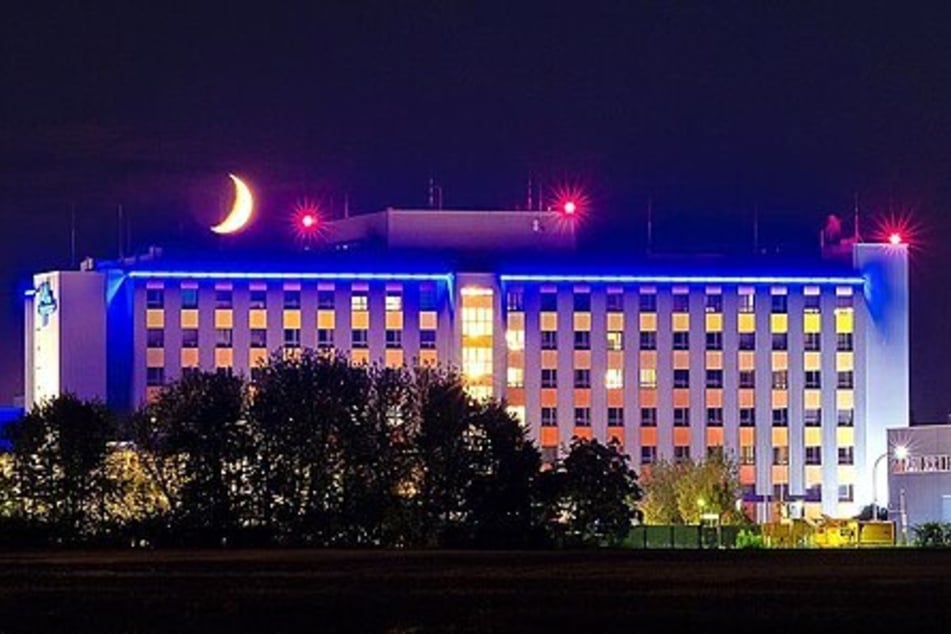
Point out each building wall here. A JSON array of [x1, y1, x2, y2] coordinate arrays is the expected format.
[[887, 425, 951, 534]]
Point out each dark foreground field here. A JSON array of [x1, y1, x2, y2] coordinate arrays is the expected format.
[[0, 548, 949, 633]]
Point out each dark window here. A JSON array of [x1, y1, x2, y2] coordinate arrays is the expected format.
[[739, 332, 756, 350], [317, 290, 335, 310], [181, 287, 198, 309], [837, 371, 854, 389], [352, 329, 368, 348], [541, 330, 558, 350], [804, 333, 821, 351], [772, 408, 788, 427], [506, 290, 524, 312], [707, 407, 723, 426], [705, 294, 723, 313], [705, 369, 723, 388], [639, 331, 657, 350], [740, 408, 756, 427], [771, 293, 787, 313], [805, 370, 822, 389], [215, 328, 233, 348], [573, 292, 590, 312], [146, 288, 164, 309], [146, 328, 164, 348], [673, 331, 690, 350], [641, 408, 657, 427], [420, 330, 436, 349], [674, 407, 690, 427], [573, 369, 591, 389], [804, 294, 821, 312], [146, 367, 165, 386], [385, 329, 402, 349], [838, 484, 853, 502], [215, 289, 233, 309], [249, 289, 267, 309], [739, 370, 755, 389], [541, 368, 558, 389], [674, 445, 691, 463], [639, 292, 657, 312], [837, 333, 853, 351], [317, 329, 334, 349], [805, 408, 822, 427], [740, 445, 755, 465], [419, 285, 437, 311], [705, 332, 722, 350], [838, 446, 854, 465], [283, 290, 301, 309], [574, 408, 591, 427], [641, 446, 657, 465], [836, 294, 853, 309], [541, 407, 558, 427], [672, 293, 689, 313], [573, 330, 591, 350], [673, 369, 690, 388], [540, 291, 558, 312], [608, 407, 624, 427], [250, 329, 267, 348], [606, 291, 624, 312], [805, 484, 822, 502], [182, 328, 199, 348], [284, 329, 301, 348], [738, 292, 755, 313], [772, 446, 789, 466], [771, 333, 788, 351], [805, 447, 822, 465], [837, 409, 854, 427], [772, 370, 788, 390]]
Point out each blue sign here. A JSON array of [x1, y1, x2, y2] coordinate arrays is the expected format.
[[35, 281, 57, 327]]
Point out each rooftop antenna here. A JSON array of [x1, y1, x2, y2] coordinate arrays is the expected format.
[[527, 176, 533, 211], [853, 192, 861, 242], [69, 203, 77, 268], [753, 203, 760, 254], [343, 193, 350, 218]]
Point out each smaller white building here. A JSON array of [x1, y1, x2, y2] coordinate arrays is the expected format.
[[887, 424, 951, 534]]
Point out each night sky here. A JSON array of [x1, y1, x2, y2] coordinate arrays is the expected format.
[[2, 3, 950, 419]]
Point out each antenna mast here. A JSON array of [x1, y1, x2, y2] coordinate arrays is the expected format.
[[853, 192, 860, 242], [646, 197, 653, 254]]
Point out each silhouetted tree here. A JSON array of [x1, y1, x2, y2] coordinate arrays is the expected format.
[[2, 393, 115, 540]]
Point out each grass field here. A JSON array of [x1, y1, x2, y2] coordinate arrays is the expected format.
[[0, 548, 948, 633]]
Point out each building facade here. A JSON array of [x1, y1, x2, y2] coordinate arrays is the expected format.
[[24, 208, 909, 522]]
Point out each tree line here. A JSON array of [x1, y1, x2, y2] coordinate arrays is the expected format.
[[1, 350, 665, 549]]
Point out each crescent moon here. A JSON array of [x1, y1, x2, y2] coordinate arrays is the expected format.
[[211, 174, 254, 234]]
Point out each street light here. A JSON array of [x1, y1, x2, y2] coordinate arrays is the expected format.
[[871, 445, 908, 522]]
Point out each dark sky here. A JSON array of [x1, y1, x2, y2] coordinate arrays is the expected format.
[[2, 2, 950, 418]]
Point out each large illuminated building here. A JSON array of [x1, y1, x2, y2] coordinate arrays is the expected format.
[[24, 205, 909, 522]]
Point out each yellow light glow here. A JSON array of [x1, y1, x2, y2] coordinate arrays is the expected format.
[[211, 174, 255, 234]]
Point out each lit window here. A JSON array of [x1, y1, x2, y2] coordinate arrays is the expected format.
[[215, 328, 233, 348], [146, 328, 164, 348], [507, 367, 524, 388], [420, 330, 437, 349], [607, 331, 623, 350], [146, 288, 164, 309], [605, 368, 623, 389], [506, 329, 525, 351], [352, 329, 368, 349], [639, 368, 657, 389], [385, 329, 402, 349], [739, 444, 755, 465], [351, 293, 368, 312], [386, 292, 402, 312]]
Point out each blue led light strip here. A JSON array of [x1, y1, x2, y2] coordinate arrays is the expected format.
[[499, 274, 866, 285], [127, 271, 453, 282]]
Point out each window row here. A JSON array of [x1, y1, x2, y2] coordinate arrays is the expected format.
[[147, 328, 437, 350], [533, 330, 854, 351], [145, 286, 438, 311]]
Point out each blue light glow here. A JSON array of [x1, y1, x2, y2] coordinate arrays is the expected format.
[[499, 274, 866, 285], [128, 271, 454, 282]]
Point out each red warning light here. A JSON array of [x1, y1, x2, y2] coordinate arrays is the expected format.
[[551, 183, 590, 220], [301, 213, 317, 229], [888, 232, 902, 245], [290, 198, 325, 246], [563, 200, 577, 215]]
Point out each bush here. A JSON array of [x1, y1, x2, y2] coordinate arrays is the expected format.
[[736, 528, 765, 549], [911, 522, 951, 548]]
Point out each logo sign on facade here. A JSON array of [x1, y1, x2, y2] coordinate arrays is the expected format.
[[35, 281, 58, 327], [894, 454, 951, 474]]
